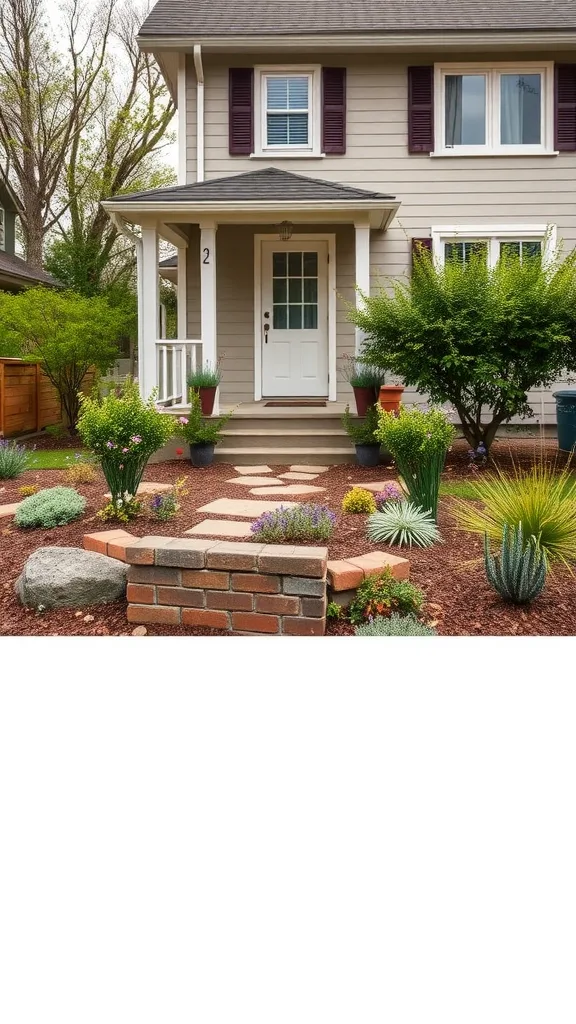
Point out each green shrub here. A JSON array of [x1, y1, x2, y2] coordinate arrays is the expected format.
[[326, 600, 343, 620], [348, 568, 424, 625], [355, 613, 437, 636], [0, 440, 29, 479], [77, 377, 174, 517], [15, 486, 85, 528], [367, 500, 441, 548], [175, 390, 232, 446], [451, 461, 576, 567], [376, 406, 455, 521], [341, 403, 381, 445], [484, 523, 547, 604], [342, 487, 377, 514]]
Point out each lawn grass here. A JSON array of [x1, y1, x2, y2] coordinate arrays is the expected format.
[[26, 449, 84, 470], [439, 479, 482, 500]]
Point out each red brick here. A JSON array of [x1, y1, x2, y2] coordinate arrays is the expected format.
[[125, 536, 174, 565], [83, 529, 131, 556], [127, 604, 180, 625], [326, 559, 364, 592], [128, 566, 181, 585], [206, 591, 253, 611], [255, 594, 300, 615], [181, 569, 230, 590], [301, 596, 327, 618], [282, 617, 325, 636], [231, 573, 280, 593], [181, 608, 230, 629], [126, 583, 155, 605], [157, 586, 205, 608], [107, 535, 138, 562], [231, 612, 280, 634], [347, 551, 410, 582]]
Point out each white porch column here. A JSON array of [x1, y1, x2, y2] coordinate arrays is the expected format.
[[140, 226, 159, 399], [200, 220, 218, 412], [354, 221, 371, 355]]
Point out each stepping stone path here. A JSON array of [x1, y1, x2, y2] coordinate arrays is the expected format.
[[233, 465, 274, 475], [197, 498, 298, 517], [290, 465, 330, 474], [227, 476, 283, 487], [0, 502, 21, 518], [356, 480, 398, 493], [187, 520, 254, 538], [279, 472, 319, 481], [105, 481, 173, 499], [250, 485, 325, 496]]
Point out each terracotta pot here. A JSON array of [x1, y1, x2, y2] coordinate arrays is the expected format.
[[196, 386, 217, 415], [378, 384, 405, 414], [352, 385, 378, 417]]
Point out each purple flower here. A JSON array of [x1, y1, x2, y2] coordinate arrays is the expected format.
[[130, 435, 142, 444], [106, 441, 115, 449], [178, 417, 189, 426]]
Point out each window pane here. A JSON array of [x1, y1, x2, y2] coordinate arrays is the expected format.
[[288, 252, 302, 276], [500, 240, 542, 262], [444, 241, 488, 264], [303, 304, 318, 329], [522, 240, 542, 259], [267, 114, 289, 145], [273, 278, 287, 302], [303, 252, 318, 276], [287, 113, 308, 145], [287, 77, 309, 109], [273, 252, 287, 276], [303, 278, 317, 303], [288, 278, 302, 302], [445, 75, 486, 146], [273, 305, 287, 329], [500, 241, 521, 258], [288, 305, 302, 329], [500, 74, 541, 145], [267, 77, 289, 110]]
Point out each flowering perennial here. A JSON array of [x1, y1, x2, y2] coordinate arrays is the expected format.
[[250, 504, 336, 543]]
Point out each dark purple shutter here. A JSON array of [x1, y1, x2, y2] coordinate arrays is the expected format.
[[408, 67, 434, 154], [555, 65, 576, 152], [229, 68, 253, 155], [322, 67, 346, 154], [411, 237, 433, 272]]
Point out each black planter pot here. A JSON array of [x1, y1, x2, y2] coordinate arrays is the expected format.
[[355, 443, 381, 468], [190, 442, 215, 468]]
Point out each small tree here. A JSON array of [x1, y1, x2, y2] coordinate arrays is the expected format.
[[0, 288, 127, 428], [349, 248, 576, 451]]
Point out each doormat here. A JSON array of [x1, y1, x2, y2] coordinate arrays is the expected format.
[[264, 401, 327, 408]]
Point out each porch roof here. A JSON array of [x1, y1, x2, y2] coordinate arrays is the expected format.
[[102, 168, 399, 229]]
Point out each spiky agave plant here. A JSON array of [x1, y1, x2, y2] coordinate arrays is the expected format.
[[367, 500, 441, 548], [484, 523, 547, 604]]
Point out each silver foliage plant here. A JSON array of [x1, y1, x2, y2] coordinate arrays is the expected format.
[[367, 500, 441, 548], [355, 613, 437, 636], [484, 523, 547, 604]]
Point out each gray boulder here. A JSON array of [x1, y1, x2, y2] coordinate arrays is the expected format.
[[16, 547, 128, 610]]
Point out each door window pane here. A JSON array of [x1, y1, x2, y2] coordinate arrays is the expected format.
[[288, 278, 302, 302], [288, 252, 302, 276], [303, 305, 318, 329], [273, 305, 287, 329], [303, 252, 318, 276], [445, 74, 486, 146], [271, 250, 319, 332], [273, 278, 286, 303], [303, 278, 317, 303], [288, 305, 302, 329], [273, 252, 287, 276], [500, 74, 541, 145]]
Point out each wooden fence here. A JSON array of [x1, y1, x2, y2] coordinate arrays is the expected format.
[[0, 358, 62, 437]]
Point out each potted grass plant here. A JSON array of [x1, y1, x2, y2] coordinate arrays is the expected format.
[[187, 359, 222, 415], [176, 390, 232, 467], [342, 403, 382, 467], [340, 355, 387, 417]]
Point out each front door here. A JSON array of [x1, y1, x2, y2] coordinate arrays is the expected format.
[[261, 240, 328, 397]]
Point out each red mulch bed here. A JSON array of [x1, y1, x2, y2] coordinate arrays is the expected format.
[[1, 438, 574, 637]]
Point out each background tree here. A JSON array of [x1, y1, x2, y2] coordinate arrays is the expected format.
[[0, 288, 130, 428], [349, 249, 576, 451]]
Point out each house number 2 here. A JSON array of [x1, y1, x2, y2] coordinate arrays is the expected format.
[[202, 248, 210, 264]]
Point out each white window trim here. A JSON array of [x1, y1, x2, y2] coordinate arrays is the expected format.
[[253, 65, 324, 158], [431, 224, 557, 267], [0, 207, 4, 250], [433, 61, 556, 157]]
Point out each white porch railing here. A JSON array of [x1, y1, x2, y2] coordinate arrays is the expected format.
[[155, 340, 202, 406]]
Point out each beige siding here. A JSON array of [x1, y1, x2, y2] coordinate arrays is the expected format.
[[184, 50, 576, 421]]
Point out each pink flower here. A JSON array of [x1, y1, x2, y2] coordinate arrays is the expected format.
[[178, 417, 188, 426], [122, 447, 129, 453]]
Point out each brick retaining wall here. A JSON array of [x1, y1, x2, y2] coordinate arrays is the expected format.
[[124, 537, 328, 635]]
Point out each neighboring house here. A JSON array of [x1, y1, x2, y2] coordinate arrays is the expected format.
[[0, 172, 59, 291], [102, 0, 576, 457]]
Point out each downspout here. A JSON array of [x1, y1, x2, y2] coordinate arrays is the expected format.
[[193, 44, 205, 183], [111, 213, 143, 388]]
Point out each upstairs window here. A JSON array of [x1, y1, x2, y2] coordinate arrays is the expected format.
[[432, 225, 554, 267], [435, 63, 554, 155], [0, 208, 4, 250], [254, 66, 322, 156]]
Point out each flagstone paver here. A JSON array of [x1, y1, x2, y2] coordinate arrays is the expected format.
[[279, 472, 319, 481], [197, 498, 299, 517], [233, 465, 274, 475], [250, 485, 325, 496], [355, 480, 398, 493], [105, 481, 173, 498], [0, 502, 21, 518], [186, 520, 254, 538], [227, 476, 284, 486], [289, 465, 330, 473]]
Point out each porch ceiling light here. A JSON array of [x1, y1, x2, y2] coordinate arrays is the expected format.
[[276, 220, 293, 241]]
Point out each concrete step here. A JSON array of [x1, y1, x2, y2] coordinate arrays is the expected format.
[[221, 429, 353, 449], [220, 415, 351, 433], [215, 447, 356, 465]]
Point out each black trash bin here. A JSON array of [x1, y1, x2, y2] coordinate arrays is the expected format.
[[553, 391, 576, 452]]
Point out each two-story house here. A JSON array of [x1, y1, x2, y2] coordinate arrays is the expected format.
[[0, 171, 59, 292], [103, 0, 576, 462]]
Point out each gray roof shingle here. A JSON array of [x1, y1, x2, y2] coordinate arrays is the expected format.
[[138, 0, 576, 37], [107, 167, 396, 203], [0, 251, 60, 287]]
